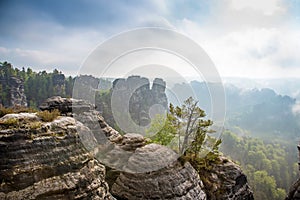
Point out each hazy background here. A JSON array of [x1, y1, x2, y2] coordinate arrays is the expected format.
[[0, 0, 299, 79]]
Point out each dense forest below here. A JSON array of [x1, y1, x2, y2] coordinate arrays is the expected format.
[[0, 61, 299, 199], [221, 131, 298, 200]]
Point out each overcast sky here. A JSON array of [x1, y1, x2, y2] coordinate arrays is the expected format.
[[0, 0, 299, 78]]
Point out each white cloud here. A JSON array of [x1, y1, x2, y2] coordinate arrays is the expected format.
[[176, 0, 300, 79], [229, 0, 286, 15], [1, 0, 299, 79]]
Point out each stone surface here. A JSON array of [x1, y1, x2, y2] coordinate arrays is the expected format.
[[1, 96, 255, 200], [111, 143, 207, 200], [199, 156, 254, 200], [39, 96, 121, 142], [39, 96, 95, 115], [118, 133, 148, 152], [99, 75, 168, 128], [0, 113, 114, 199], [0, 76, 27, 107]]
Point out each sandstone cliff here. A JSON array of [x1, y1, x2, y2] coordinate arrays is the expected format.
[[97, 76, 168, 128], [0, 76, 27, 107], [198, 156, 254, 200], [1, 96, 254, 200], [0, 113, 113, 199]]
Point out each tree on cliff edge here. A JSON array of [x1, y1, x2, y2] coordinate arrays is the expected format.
[[148, 97, 218, 157]]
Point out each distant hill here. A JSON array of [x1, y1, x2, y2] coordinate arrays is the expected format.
[[223, 77, 300, 101], [169, 80, 300, 139]]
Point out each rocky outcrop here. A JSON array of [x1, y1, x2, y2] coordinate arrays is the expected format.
[[0, 113, 114, 199], [39, 96, 95, 115], [10, 77, 27, 107], [0, 76, 27, 107], [286, 143, 300, 200], [199, 156, 254, 200], [98, 76, 168, 128], [52, 73, 65, 96], [111, 144, 207, 200], [1, 96, 254, 200]]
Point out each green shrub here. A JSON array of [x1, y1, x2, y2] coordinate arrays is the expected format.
[[27, 121, 42, 129], [0, 105, 37, 118], [0, 118, 19, 129], [0, 106, 14, 118], [37, 109, 60, 122]]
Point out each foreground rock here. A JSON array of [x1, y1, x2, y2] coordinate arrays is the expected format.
[[39, 96, 94, 115], [199, 156, 254, 200], [0, 113, 114, 199], [111, 144, 207, 200], [286, 143, 300, 200], [2, 96, 254, 200]]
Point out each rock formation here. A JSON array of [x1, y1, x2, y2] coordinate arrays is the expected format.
[[52, 73, 66, 96], [98, 76, 168, 128], [0, 113, 114, 199], [39, 96, 95, 115], [286, 143, 300, 200], [1, 96, 254, 200], [0, 76, 27, 107], [199, 156, 254, 200], [111, 144, 207, 200]]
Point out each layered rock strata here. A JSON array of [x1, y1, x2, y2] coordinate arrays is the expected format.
[[111, 144, 207, 200], [199, 156, 254, 200], [1, 96, 255, 200], [0, 113, 114, 199]]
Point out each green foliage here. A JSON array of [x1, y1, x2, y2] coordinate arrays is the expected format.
[[168, 97, 215, 155], [146, 114, 177, 146], [221, 131, 294, 200], [252, 170, 286, 200], [0, 105, 37, 117], [147, 97, 221, 173], [26, 121, 42, 130], [0, 62, 74, 108], [0, 106, 14, 118], [37, 109, 60, 122], [0, 118, 19, 128]]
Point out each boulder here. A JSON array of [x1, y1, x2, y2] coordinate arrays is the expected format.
[[39, 96, 94, 114], [111, 144, 207, 200]]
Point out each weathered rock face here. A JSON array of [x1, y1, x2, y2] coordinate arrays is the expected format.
[[0, 113, 114, 199], [72, 75, 100, 105], [99, 75, 168, 128], [286, 143, 300, 200], [39, 96, 95, 115], [199, 156, 254, 200], [0, 76, 27, 107], [10, 77, 27, 107], [111, 144, 207, 200], [52, 73, 65, 96], [1, 96, 255, 200]]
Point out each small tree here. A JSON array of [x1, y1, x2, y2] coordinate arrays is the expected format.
[[169, 97, 214, 155], [148, 97, 218, 157]]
